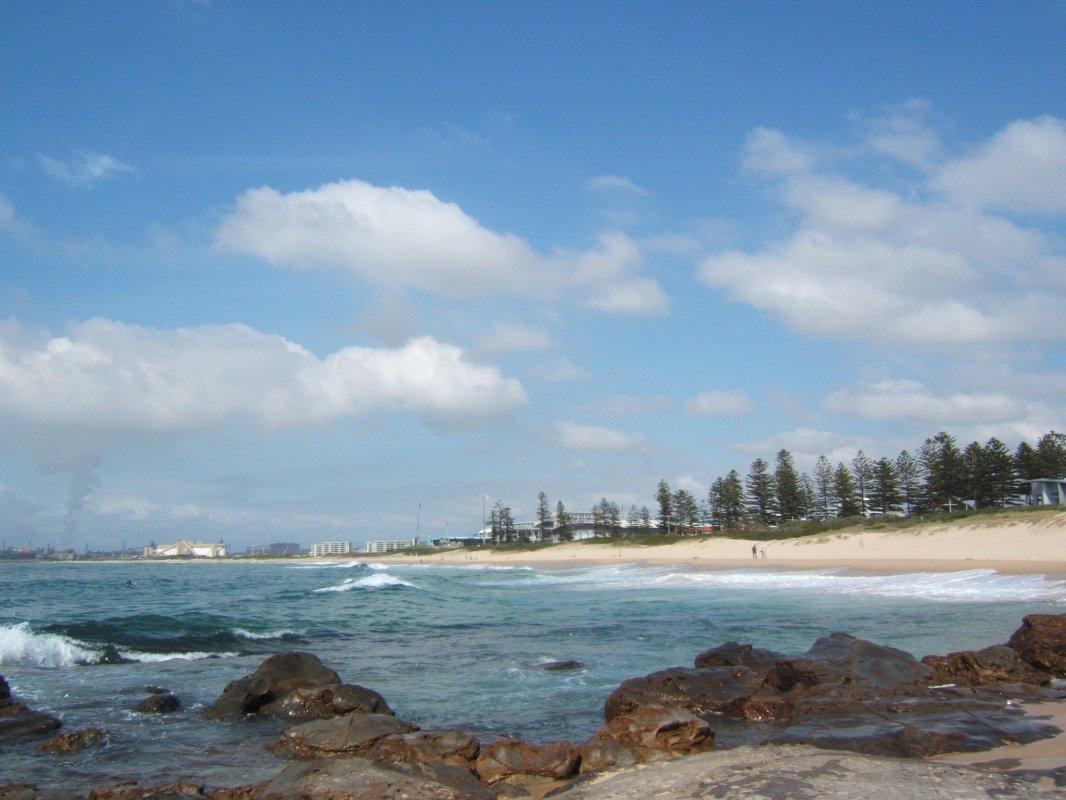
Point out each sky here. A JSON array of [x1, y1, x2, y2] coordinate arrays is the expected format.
[[0, 1, 1063, 551]]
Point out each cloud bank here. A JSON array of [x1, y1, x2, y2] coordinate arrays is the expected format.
[[700, 115, 1066, 346], [0, 318, 526, 433]]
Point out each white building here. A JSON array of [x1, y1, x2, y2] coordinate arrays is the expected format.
[[146, 540, 227, 558], [1028, 478, 1066, 506], [364, 537, 419, 554], [311, 541, 352, 557]]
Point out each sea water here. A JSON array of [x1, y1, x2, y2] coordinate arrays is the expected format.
[[2, 560, 1064, 789]]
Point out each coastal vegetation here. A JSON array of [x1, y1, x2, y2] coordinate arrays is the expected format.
[[482, 429, 1065, 545]]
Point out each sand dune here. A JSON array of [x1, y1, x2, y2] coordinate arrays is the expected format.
[[378, 511, 1066, 575]]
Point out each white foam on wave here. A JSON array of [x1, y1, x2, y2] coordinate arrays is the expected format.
[[656, 568, 1066, 603], [493, 564, 1066, 603], [119, 649, 238, 663], [231, 628, 301, 641], [313, 573, 415, 593], [0, 623, 238, 668], [0, 622, 98, 668]]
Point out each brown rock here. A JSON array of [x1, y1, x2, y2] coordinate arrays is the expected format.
[[259, 757, 494, 800], [0, 783, 79, 800], [0, 675, 62, 743], [362, 729, 481, 768], [773, 632, 933, 695], [922, 644, 1051, 686], [134, 693, 180, 713], [202, 652, 343, 720], [1008, 613, 1066, 677], [268, 712, 418, 759], [475, 739, 580, 784], [41, 727, 108, 754], [259, 682, 391, 721], [694, 642, 781, 672], [603, 666, 763, 722]]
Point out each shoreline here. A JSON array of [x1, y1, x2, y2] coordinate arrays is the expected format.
[[8, 511, 1064, 577]]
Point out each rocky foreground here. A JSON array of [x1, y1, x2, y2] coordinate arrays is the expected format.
[[1, 614, 1064, 799]]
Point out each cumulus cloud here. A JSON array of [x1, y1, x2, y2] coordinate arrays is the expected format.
[[0, 318, 526, 433], [37, 153, 136, 185], [685, 390, 754, 416], [700, 116, 1066, 346], [741, 128, 813, 175], [477, 323, 555, 354], [215, 179, 543, 296], [931, 116, 1066, 214], [585, 175, 651, 196], [216, 179, 667, 314], [555, 422, 648, 453]]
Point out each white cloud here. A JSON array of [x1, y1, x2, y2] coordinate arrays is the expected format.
[[0, 318, 526, 433], [37, 153, 136, 185], [700, 117, 1066, 346], [823, 379, 1028, 425], [742, 128, 813, 175], [573, 232, 668, 315], [862, 100, 941, 168], [216, 180, 667, 315], [685, 390, 754, 416], [556, 422, 648, 453], [529, 357, 591, 383], [931, 116, 1066, 214], [729, 427, 875, 469], [477, 323, 554, 354], [585, 175, 651, 196], [215, 179, 543, 296]]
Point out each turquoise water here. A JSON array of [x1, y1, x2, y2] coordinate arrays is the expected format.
[[2, 560, 1065, 789]]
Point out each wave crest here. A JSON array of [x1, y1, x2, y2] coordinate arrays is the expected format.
[[313, 573, 414, 593]]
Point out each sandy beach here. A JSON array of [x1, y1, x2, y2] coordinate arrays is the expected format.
[[371, 511, 1066, 575]]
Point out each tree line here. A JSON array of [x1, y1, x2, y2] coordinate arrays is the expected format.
[[485, 430, 1065, 542]]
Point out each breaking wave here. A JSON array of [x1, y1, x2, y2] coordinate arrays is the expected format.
[[313, 573, 414, 593], [0, 623, 236, 668], [490, 564, 1066, 603]]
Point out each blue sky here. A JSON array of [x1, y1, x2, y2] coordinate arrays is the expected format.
[[0, 2, 1063, 550]]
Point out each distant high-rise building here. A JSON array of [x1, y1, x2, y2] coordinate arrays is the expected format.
[[311, 541, 352, 557]]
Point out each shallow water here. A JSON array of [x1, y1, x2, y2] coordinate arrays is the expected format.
[[1, 560, 1064, 789]]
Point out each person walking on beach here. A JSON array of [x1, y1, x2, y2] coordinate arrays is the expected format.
[[760, 547, 767, 560], [751, 544, 757, 559]]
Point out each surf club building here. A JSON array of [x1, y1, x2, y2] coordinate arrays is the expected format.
[[144, 539, 228, 558], [1027, 478, 1066, 507], [311, 541, 353, 557]]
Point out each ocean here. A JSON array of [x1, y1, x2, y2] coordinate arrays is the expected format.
[[2, 559, 1065, 790]]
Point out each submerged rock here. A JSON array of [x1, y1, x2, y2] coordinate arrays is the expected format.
[[41, 727, 108, 754], [542, 660, 583, 672], [0, 674, 62, 744], [0, 784, 79, 800], [203, 652, 389, 722], [1009, 614, 1066, 677], [135, 693, 181, 714], [268, 712, 418, 759]]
